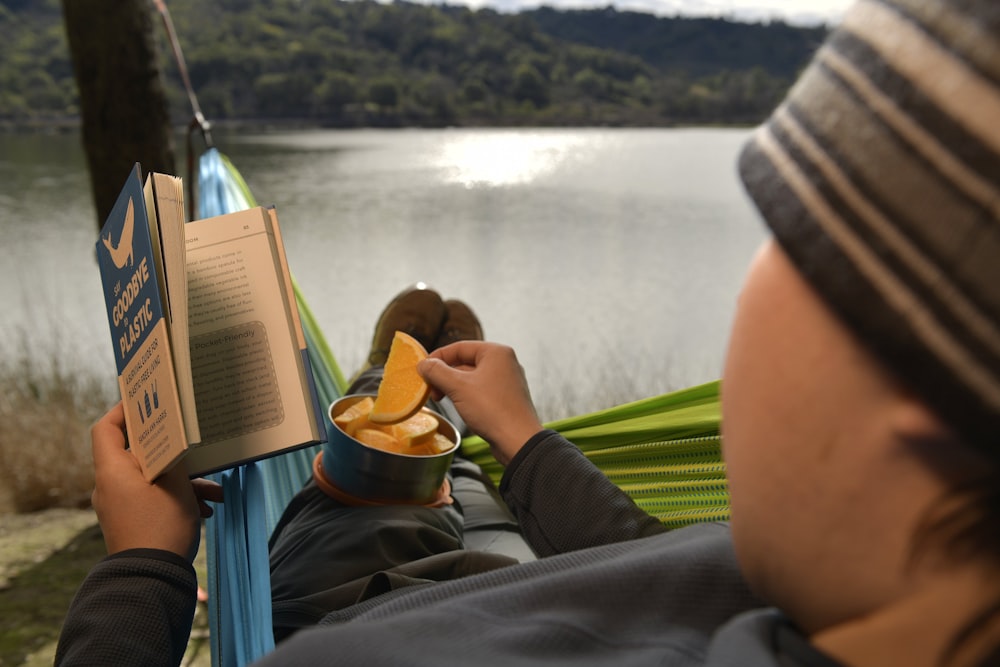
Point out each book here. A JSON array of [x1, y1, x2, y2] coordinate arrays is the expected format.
[[96, 164, 326, 480]]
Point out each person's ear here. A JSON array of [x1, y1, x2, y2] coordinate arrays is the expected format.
[[890, 392, 953, 443], [886, 388, 987, 478]]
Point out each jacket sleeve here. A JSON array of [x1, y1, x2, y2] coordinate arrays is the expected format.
[[499, 430, 667, 557], [55, 549, 197, 667]]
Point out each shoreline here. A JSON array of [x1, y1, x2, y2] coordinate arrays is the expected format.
[[0, 116, 756, 136]]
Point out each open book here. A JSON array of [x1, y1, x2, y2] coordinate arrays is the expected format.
[[96, 164, 326, 480]]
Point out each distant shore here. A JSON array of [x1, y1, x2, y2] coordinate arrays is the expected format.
[[0, 115, 756, 137]]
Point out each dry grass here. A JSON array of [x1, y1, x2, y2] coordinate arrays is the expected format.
[[0, 334, 114, 514], [0, 320, 702, 515]]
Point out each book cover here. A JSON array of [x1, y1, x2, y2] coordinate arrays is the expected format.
[[96, 164, 188, 480]]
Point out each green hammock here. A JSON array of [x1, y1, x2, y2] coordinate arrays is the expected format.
[[462, 380, 727, 527], [196, 147, 728, 666]]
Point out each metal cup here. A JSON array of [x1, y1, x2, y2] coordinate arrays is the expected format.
[[322, 394, 460, 504]]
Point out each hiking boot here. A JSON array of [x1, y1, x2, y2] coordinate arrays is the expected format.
[[434, 299, 484, 349], [362, 284, 447, 370]]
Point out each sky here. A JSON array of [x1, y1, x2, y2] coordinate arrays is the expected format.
[[426, 0, 856, 26]]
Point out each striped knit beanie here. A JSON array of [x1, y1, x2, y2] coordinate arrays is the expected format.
[[738, 0, 1000, 452]]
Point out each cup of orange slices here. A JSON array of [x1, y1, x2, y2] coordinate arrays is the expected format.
[[316, 332, 460, 505]]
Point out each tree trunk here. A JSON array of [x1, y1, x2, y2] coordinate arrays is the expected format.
[[62, 0, 176, 230]]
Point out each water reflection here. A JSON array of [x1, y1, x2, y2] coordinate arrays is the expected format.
[[434, 131, 591, 188], [1, 128, 765, 419]]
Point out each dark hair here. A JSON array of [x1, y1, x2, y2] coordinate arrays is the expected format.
[[918, 469, 1000, 666]]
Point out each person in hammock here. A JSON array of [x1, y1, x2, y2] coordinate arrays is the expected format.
[[57, 0, 1000, 665]]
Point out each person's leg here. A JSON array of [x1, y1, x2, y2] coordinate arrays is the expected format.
[[268, 287, 531, 638], [340, 290, 505, 532], [269, 285, 455, 638], [271, 285, 465, 554], [268, 484, 468, 639], [340, 289, 532, 560]]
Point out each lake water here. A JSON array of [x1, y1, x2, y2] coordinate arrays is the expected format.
[[0, 127, 766, 419]]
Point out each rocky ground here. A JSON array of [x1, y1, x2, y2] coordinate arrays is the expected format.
[[0, 509, 210, 666]]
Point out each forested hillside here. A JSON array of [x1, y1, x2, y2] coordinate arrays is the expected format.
[[0, 0, 827, 128]]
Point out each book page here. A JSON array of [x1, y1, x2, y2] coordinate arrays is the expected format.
[[182, 207, 321, 475], [264, 207, 328, 438], [144, 173, 200, 445]]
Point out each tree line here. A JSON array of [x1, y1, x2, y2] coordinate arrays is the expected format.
[[0, 0, 828, 128]]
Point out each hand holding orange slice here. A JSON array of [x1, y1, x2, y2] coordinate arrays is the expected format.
[[369, 331, 431, 425]]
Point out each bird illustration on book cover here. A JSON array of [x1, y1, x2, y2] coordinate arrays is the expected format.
[[100, 196, 135, 270]]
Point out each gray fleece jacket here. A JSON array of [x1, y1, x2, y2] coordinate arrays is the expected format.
[[56, 430, 842, 666]]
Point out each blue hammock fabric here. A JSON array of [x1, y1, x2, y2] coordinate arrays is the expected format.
[[195, 147, 726, 666], [198, 148, 347, 666]]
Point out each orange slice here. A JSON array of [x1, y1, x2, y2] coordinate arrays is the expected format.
[[430, 433, 455, 453], [333, 396, 375, 436], [408, 434, 455, 456], [391, 411, 439, 447], [355, 427, 408, 454], [369, 331, 431, 425]]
